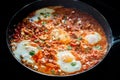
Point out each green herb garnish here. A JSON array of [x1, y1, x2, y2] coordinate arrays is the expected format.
[[63, 15, 67, 20], [77, 37, 82, 41], [67, 45, 72, 50], [62, 19, 66, 24], [51, 69, 55, 74], [45, 29, 48, 32], [37, 46, 42, 50], [94, 45, 102, 50], [40, 13, 44, 15], [71, 62, 76, 66], [40, 39, 45, 43], [34, 40, 39, 43], [40, 12, 51, 18], [62, 15, 67, 24], [37, 17, 41, 20], [44, 12, 51, 18], [42, 21, 46, 26], [29, 50, 35, 56], [85, 47, 90, 53], [24, 44, 27, 46], [53, 13, 58, 17]]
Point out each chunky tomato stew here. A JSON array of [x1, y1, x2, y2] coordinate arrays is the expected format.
[[10, 6, 108, 76]]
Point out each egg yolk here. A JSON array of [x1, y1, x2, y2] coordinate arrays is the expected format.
[[51, 29, 70, 43], [62, 55, 73, 63]]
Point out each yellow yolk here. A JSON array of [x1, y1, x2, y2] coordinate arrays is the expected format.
[[57, 51, 82, 73], [51, 28, 70, 43], [62, 55, 73, 63]]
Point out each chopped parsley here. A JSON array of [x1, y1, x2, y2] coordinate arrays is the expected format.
[[67, 45, 72, 50], [24, 44, 27, 46], [62, 15, 67, 24], [71, 62, 76, 66], [34, 40, 39, 43], [40, 13, 44, 15], [85, 47, 90, 53], [51, 69, 55, 74], [77, 37, 82, 41], [37, 17, 41, 20], [94, 45, 102, 50], [44, 12, 51, 18], [40, 12, 51, 18], [53, 13, 58, 17], [45, 29, 48, 32], [42, 21, 46, 26], [37, 46, 42, 50], [29, 50, 35, 56], [40, 39, 45, 43], [63, 15, 67, 20]]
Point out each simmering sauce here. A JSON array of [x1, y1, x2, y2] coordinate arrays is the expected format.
[[10, 6, 108, 76]]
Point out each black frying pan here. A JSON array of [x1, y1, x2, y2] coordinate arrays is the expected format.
[[6, 0, 120, 77]]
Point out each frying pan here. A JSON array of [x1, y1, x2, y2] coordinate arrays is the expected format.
[[6, 0, 120, 77]]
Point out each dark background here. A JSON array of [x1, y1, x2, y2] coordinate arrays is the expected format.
[[0, 0, 120, 80]]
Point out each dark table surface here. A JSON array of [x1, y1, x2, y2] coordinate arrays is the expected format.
[[0, 0, 120, 80]]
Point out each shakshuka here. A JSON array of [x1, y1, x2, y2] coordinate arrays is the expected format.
[[10, 6, 108, 76]]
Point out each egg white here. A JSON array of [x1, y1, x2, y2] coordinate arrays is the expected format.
[[85, 32, 101, 44], [13, 40, 39, 63], [29, 8, 55, 22], [35, 8, 55, 15]]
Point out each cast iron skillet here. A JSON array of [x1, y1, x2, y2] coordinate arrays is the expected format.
[[6, 0, 120, 77]]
